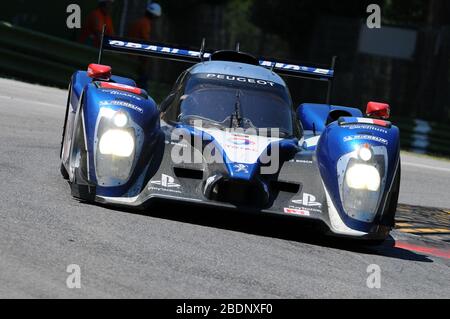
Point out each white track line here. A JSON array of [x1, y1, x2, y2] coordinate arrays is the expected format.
[[402, 162, 450, 174], [0, 94, 62, 109]]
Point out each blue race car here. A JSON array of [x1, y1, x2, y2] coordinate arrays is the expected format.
[[60, 36, 400, 243]]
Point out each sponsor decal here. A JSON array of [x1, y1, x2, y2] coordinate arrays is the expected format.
[[284, 208, 310, 217], [227, 135, 256, 146], [343, 135, 388, 145], [151, 174, 180, 188], [204, 129, 279, 164], [346, 125, 388, 134], [205, 74, 275, 87], [99, 100, 143, 114], [101, 90, 143, 101], [259, 61, 333, 77], [107, 40, 333, 79], [292, 193, 322, 208], [313, 68, 331, 75], [289, 159, 313, 164], [149, 174, 182, 193], [233, 164, 249, 174], [108, 40, 212, 59]]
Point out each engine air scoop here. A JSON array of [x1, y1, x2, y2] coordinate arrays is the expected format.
[[87, 63, 112, 81]]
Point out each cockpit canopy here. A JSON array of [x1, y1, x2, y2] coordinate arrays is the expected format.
[[161, 68, 300, 138]]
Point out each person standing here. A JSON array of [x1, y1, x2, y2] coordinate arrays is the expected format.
[[128, 2, 162, 90], [128, 2, 162, 41], [79, 0, 115, 47]]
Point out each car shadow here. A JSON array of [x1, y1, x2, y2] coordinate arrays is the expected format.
[[103, 200, 434, 263]]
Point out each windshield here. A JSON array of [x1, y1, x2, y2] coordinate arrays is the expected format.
[[178, 73, 294, 136]]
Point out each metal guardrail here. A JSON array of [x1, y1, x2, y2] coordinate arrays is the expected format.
[[0, 21, 138, 87], [395, 118, 450, 156]]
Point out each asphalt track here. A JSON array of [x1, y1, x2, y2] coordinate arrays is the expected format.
[[0, 78, 448, 298]]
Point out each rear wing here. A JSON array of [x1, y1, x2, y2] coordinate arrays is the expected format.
[[100, 34, 336, 103]]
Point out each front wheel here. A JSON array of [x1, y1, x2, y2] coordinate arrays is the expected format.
[[60, 83, 72, 180], [60, 163, 69, 180], [383, 163, 401, 228]]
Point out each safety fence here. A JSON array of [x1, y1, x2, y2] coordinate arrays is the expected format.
[[0, 22, 449, 157], [395, 118, 450, 156], [0, 21, 138, 88]]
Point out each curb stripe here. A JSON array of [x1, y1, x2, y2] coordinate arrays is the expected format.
[[394, 241, 450, 259], [398, 228, 449, 234]]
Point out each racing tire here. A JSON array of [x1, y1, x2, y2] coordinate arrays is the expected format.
[[384, 163, 401, 227], [60, 83, 72, 180], [60, 163, 69, 180], [364, 164, 402, 246]]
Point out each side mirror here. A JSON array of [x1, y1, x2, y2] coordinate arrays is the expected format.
[[87, 63, 112, 81], [366, 101, 390, 119]]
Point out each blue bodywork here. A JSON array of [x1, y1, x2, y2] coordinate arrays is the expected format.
[[316, 120, 400, 233], [298, 103, 363, 132], [62, 60, 401, 240]]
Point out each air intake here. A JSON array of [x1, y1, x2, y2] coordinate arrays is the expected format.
[[210, 50, 259, 65]]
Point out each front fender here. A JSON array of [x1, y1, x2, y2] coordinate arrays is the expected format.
[[316, 118, 400, 233], [80, 84, 163, 198]]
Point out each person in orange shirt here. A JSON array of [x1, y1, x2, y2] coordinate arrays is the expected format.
[[128, 2, 162, 90], [128, 2, 162, 41], [79, 0, 115, 47]]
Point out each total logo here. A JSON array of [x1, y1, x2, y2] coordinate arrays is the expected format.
[[228, 135, 256, 146], [150, 174, 181, 188], [292, 193, 322, 207]]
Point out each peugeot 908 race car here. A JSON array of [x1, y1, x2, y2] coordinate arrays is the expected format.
[[60, 36, 401, 242]]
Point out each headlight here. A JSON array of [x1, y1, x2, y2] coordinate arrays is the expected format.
[[113, 112, 129, 128], [95, 109, 142, 187], [342, 162, 383, 223], [358, 145, 373, 162], [99, 129, 135, 158], [345, 163, 381, 191]]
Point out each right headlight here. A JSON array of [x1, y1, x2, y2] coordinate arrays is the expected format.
[[99, 129, 135, 158], [345, 163, 381, 191], [95, 109, 138, 186]]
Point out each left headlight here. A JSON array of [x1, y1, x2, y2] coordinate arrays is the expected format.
[[99, 129, 135, 158]]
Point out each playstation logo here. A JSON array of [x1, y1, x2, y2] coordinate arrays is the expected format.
[[150, 174, 181, 188]]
